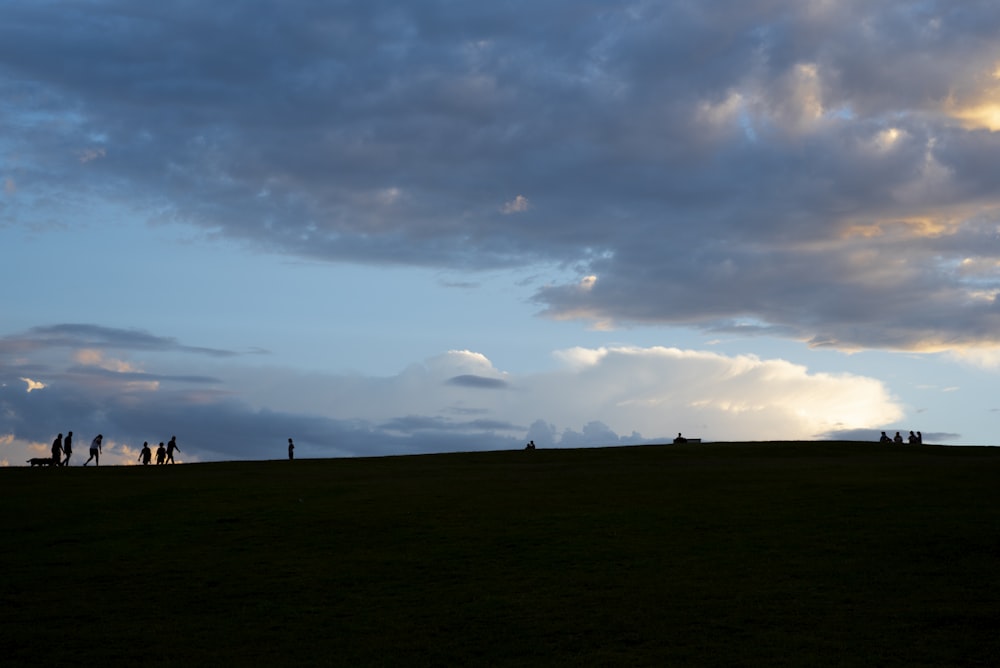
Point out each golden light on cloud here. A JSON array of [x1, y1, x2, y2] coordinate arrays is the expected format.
[[944, 66, 1000, 131], [874, 127, 902, 150], [842, 216, 952, 240], [74, 349, 139, 373], [20, 378, 46, 393], [841, 223, 884, 239], [949, 103, 1000, 132], [793, 62, 824, 122], [958, 257, 1000, 278]]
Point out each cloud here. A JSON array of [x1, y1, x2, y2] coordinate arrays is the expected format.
[[446, 374, 509, 389], [0, 324, 241, 357], [0, 324, 903, 464], [4, 2, 1000, 355], [20, 378, 45, 392], [501, 195, 530, 214], [78, 146, 106, 163]]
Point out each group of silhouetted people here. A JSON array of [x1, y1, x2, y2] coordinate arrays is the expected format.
[[45, 431, 104, 466], [35, 433, 302, 466], [879, 430, 923, 445], [33, 432, 181, 466], [137, 436, 180, 465]]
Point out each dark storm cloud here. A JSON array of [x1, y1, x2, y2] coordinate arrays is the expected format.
[[5, 1, 1000, 350]]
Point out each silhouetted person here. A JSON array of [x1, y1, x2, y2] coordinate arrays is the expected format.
[[524, 440, 536, 450], [917, 431, 923, 445], [673, 432, 688, 444], [139, 442, 152, 465], [155, 443, 166, 465], [893, 431, 903, 444], [908, 431, 918, 444], [288, 438, 295, 460], [62, 431, 73, 466], [83, 434, 102, 466], [879, 431, 891, 443], [51, 433, 63, 466], [166, 436, 179, 464]]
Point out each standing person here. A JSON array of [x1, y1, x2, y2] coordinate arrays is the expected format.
[[155, 442, 166, 465], [62, 431, 73, 466], [288, 438, 294, 461], [138, 442, 152, 465], [83, 434, 103, 466], [165, 436, 179, 464], [893, 431, 903, 444], [51, 433, 63, 466]]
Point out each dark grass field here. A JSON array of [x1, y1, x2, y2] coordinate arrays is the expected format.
[[3, 441, 1000, 666]]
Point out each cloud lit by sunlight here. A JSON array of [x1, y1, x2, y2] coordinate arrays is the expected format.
[[873, 127, 902, 151], [74, 348, 140, 373], [948, 103, 1000, 132], [502, 195, 530, 214], [20, 378, 45, 392]]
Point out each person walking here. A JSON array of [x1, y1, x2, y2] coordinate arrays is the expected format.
[[288, 438, 295, 460], [62, 431, 73, 466], [155, 442, 166, 465], [165, 436, 179, 464], [138, 442, 152, 465], [51, 433, 63, 466], [83, 434, 103, 466]]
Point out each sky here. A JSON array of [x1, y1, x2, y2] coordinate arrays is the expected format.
[[3, 0, 1000, 465]]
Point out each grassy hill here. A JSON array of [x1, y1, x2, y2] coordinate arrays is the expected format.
[[3, 441, 1000, 666]]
